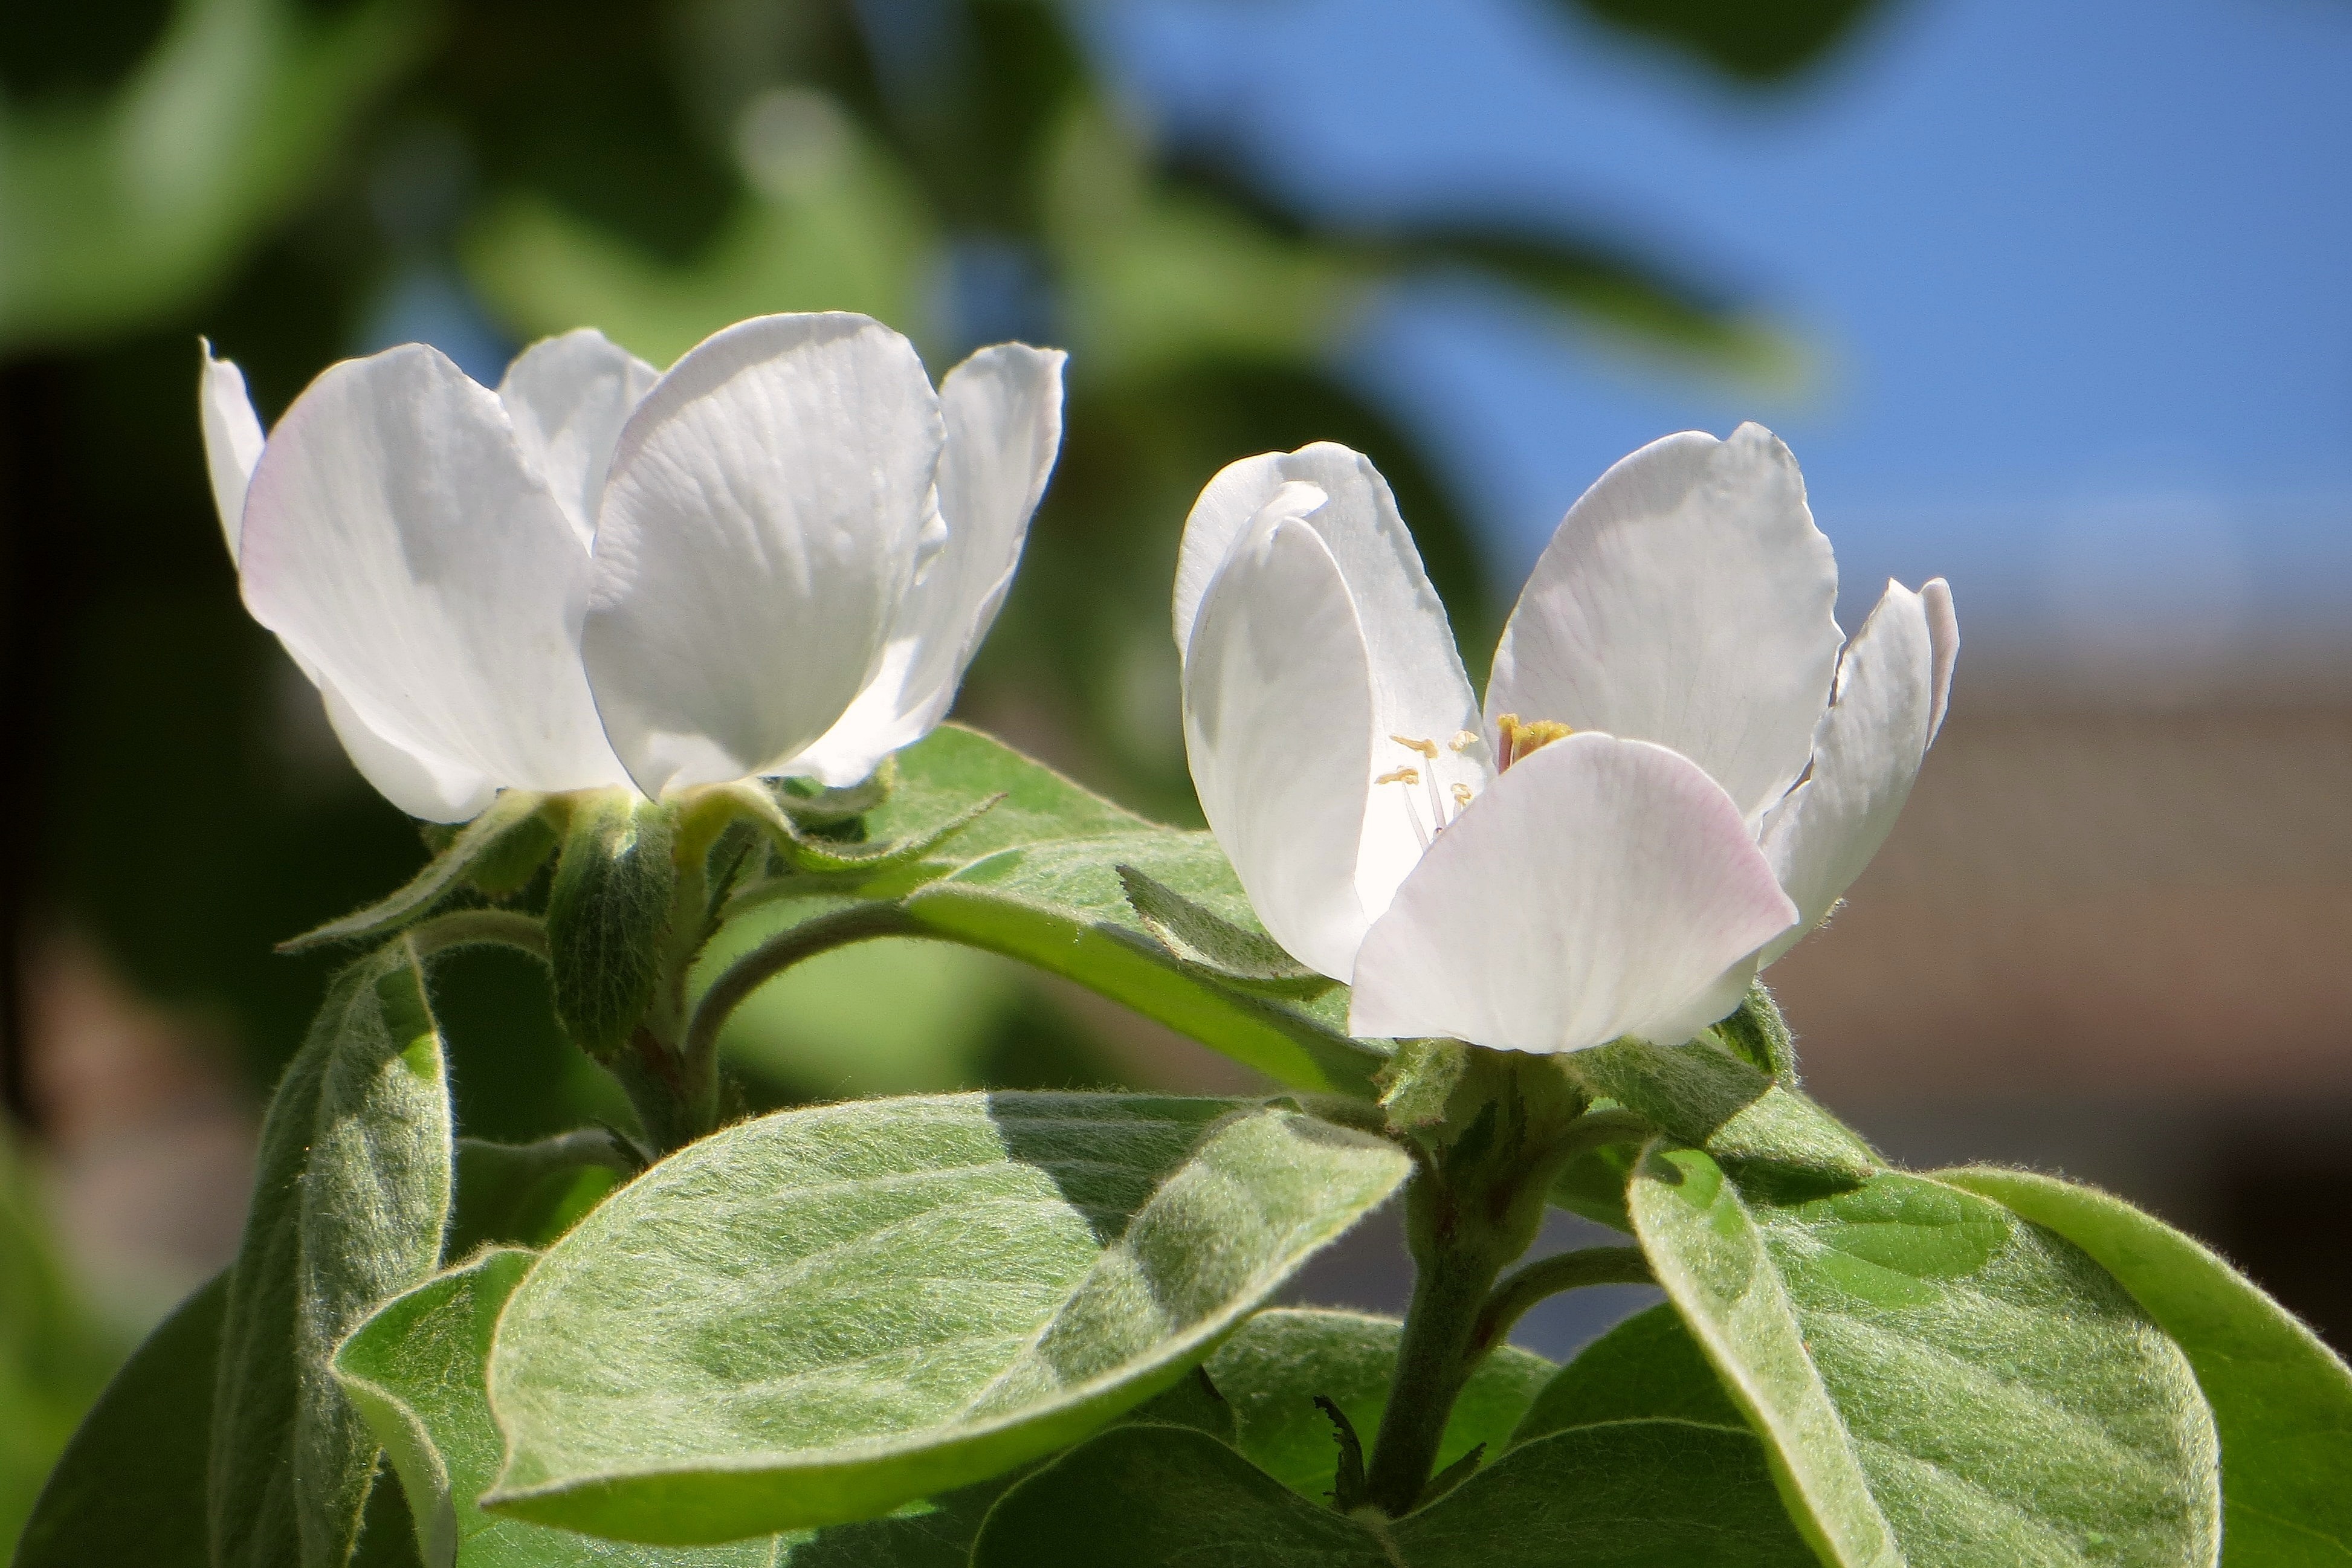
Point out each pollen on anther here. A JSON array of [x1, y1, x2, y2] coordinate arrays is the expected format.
[[1450, 783, 1473, 809], [1375, 767, 1421, 786], [1449, 731, 1479, 753], [1389, 735, 1439, 759]]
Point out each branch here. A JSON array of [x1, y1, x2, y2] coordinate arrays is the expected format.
[[1472, 1245, 1653, 1356]]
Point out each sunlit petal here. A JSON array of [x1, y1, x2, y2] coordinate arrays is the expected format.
[[1485, 424, 1841, 821], [239, 343, 627, 793], [583, 313, 943, 796], [1183, 492, 1378, 981], [789, 343, 1064, 786], [1755, 578, 1950, 965], [1348, 733, 1798, 1053], [320, 681, 499, 824], [198, 341, 265, 563], [497, 328, 661, 549]]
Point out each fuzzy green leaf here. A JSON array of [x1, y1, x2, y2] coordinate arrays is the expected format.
[[1510, 1302, 1743, 1444], [969, 1417, 1815, 1566], [1201, 1308, 1552, 1502], [282, 793, 551, 953], [858, 724, 1149, 871], [1943, 1167, 2352, 1565], [479, 1093, 1410, 1544], [905, 833, 1382, 1095], [13, 1273, 224, 1567], [1116, 864, 1317, 984], [544, 793, 677, 1064], [1630, 1144, 2221, 1568], [1567, 1037, 1877, 1181], [334, 1249, 780, 1567], [210, 941, 455, 1568]]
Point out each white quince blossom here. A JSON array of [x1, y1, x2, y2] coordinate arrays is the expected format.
[[200, 313, 1064, 820], [1177, 427, 1956, 1056]]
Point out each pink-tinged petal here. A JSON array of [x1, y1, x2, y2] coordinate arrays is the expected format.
[[583, 313, 943, 795], [198, 341, 265, 563], [497, 328, 661, 549], [1183, 494, 1379, 981], [1485, 424, 1840, 821], [1348, 733, 1797, 1054], [1754, 578, 1947, 966], [239, 343, 627, 794], [1922, 576, 1959, 743], [1177, 442, 1486, 912], [790, 343, 1065, 785], [320, 680, 499, 824]]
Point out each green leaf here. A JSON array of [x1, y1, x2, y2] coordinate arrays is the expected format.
[[443, 1134, 633, 1259], [1509, 1302, 1743, 1444], [211, 940, 456, 1568], [858, 724, 1151, 873], [1629, 1144, 2221, 1568], [1200, 1308, 1553, 1502], [905, 831, 1383, 1095], [1117, 864, 1317, 985], [1943, 1167, 2352, 1566], [13, 1273, 224, 1567], [282, 792, 551, 953], [969, 1417, 1817, 1565], [544, 793, 677, 1064], [1566, 1037, 1878, 1182], [479, 1092, 1410, 1543], [333, 1250, 778, 1567], [1716, 984, 1798, 1080]]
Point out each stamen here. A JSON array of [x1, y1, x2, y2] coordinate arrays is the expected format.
[[1389, 734, 1439, 759], [1494, 713, 1574, 770], [1374, 767, 1421, 787], [1422, 767, 1449, 833], [1451, 782, 1473, 810], [1496, 713, 1522, 770], [1449, 731, 1479, 753]]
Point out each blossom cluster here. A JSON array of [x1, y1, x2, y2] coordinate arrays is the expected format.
[[205, 313, 1951, 1057]]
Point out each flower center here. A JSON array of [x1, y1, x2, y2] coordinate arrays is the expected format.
[[1376, 732, 1480, 850], [1494, 713, 1572, 771]]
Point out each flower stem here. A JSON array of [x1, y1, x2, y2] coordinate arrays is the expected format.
[[405, 908, 548, 963], [1470, 1246, 1651, 1357]]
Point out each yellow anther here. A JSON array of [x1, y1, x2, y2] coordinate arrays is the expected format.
[[1449, 731, 1479, 752], [1389, 734, 1439, 759], [1451, 783, 1473, 808], [1374, 767, 1421, 787], [1497, 714, 1574, 769]]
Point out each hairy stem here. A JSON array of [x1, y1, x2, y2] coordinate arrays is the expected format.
[[680, 901, 923, 1071], [1363, 1170, 1510, 1515], [1471, 1246, 1652, 1357], [405, 908, 548, 963]]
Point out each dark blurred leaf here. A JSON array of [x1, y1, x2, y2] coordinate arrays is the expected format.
[[444, 1132, 632, 1258], [1569, 0, 1887, 82], [13, 1274, 222, 1568]]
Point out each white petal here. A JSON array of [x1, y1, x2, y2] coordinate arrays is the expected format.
[[583, 313, 944, 796], [497, 328, 661, 549], [1347, 733, 1798, 1054], [1755, 578, 1945, 966], [320, 679, 499, 823], [1176, 442, 1485, 916], [239, 343, 627, 793], [1922, 576, 1959, 743], [1485, 425, 1841, 821], [1183, 497, 1379, 981], [199, 341, 266, 564], [788, 343, 1065, 786]]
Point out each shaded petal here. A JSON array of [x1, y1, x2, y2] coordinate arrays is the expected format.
[[239, 343, 626, 793], [199, 341, 265, 563], [497, 328, 661, 549], [1923, 576, 1959, 743], [1348, 733, 1797, 1054], [789, 343, 1065, 786], [1485, 424, 1841, 821], [1754, 578, 1947, 966], [1177, 442, 1485, 909], [1183, 495, 1378, 981], [583, 313, 943, 795], [320, 680, 499, 824]]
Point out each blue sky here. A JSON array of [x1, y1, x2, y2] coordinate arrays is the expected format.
[[1100, 0, 2352, 658]]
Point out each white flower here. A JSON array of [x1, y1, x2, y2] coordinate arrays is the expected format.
[[201, 314, 1064, 820], [1176, 427, 1956, 1056]]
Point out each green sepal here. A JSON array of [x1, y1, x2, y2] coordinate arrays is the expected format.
[[1713, 984, 1797, 1080], [1374, 1039, 1471, 1134], [13, 1273, 224, 1567], [1565, 1035, 1876, 1183], [544, 792, 678, 1065], [280, 792, 552, 952], [1117, 863, 1319, 985], [210, 940, 454, 1568], [713, 777, 1007, 879], [1943, 1166, 2352, 1563], [476, 1092, 1410, 1544]]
